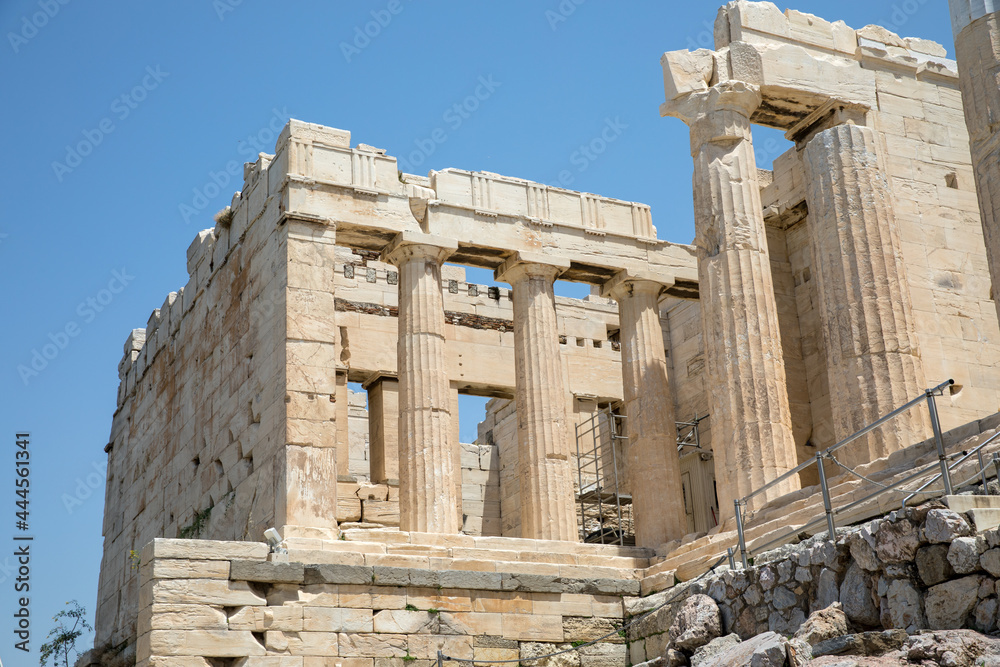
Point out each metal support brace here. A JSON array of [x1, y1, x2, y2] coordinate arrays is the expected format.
[[727, 547, 736, 570], [979, 448, 989, 493], [734, 499, 748, 568], [816, 453, 837, 541], [927, 388, 953, 496], [993, 454, 1000, 494]]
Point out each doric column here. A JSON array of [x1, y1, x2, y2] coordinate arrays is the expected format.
[[803, 123, 927, 466], [495, 253, 578, 542], [383, 232, 461, 534], [603, 272, 687, 546], [662, 81, 800, 516], [950, 1, 1000, 326]]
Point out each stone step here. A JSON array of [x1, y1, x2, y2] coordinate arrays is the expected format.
[[647, 447, 993, 583], [943, 494, 1000, 512], [969, 508, 1000, 533]]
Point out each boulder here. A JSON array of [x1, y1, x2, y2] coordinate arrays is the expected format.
[[811, 568, 840, 612], [906, 629, 1000, 666], [925, 576, 983, 629], [664, 649, 686, 667], [915, 544, 954, 586], [980, 548, 1000, 577], [689, 634, 740, 667], [973, 597, 997, 633], [947, 536, 985, 575], [924, 509, 973, 543], [810, 629, 908, 658], [693, 631, 786, 667], [668, 594, 721, 651], [873, 519, 921, 563], [792, 602, 848, 647], [884, 579, 926, 632], [840, 563, 880, 627], [848, 529, 880, 571]]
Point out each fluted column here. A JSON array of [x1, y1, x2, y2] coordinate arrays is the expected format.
[[803, 124, 928, 466], [662, 81, 800, 517], [950, 0, 1000, 326], [383, 232, 461, 534], [496, 253, 578, 541], [604, 273, 687, 547]]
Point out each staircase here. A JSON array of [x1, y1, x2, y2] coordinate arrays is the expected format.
[[643, 419, 1000, 586]]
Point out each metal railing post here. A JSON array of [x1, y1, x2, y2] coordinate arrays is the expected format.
[[816, 453, 837, 541], [978, 448, 989, 493], [734, 499, 748, 569], [993, 454, 1000, 494], [927, 387, 954, 496]]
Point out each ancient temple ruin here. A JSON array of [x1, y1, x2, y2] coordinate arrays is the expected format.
[[90, 2, 1000, 665]]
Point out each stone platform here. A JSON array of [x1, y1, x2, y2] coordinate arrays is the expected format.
[[134, 533, 651, 667]]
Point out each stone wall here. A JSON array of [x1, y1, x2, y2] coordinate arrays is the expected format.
[[132, 535, 644, 667], [96, 152, 336, 649], [626, 501, 1000, 663]]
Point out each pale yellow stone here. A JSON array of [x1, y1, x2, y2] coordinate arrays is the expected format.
[[338, 633, 408, 657], [148, 629, 266, 657]]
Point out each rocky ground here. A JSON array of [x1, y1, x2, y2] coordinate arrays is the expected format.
[[629, 499, 1000, 666], [637, 597, 1000, 666]]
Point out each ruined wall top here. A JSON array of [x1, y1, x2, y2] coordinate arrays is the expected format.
[[661, 0, 958, 130]]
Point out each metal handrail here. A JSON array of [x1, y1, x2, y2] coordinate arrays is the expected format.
[[741, 379, 955, 503], [733, 379, 959, 568], [900, 430, 1000, 510]]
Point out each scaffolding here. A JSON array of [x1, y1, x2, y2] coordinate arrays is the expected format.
[[574, 408, 632, 545], [574, 410, 711, 545]]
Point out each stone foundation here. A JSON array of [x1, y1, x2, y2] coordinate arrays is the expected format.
[[133, 533, 647, 667]]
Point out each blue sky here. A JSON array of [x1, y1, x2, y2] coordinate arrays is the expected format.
[[0, 1, 954, 664]]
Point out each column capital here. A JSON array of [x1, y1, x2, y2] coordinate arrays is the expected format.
[[382, 231, 457, 266], [600, 270, 672, 301], [361, 370, 398, 391], [786, 99, 872, 147], [494, 252, 570, 285], [660, 80, 761, 127]]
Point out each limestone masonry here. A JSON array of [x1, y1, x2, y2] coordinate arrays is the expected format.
[[90, 2, 1000, 666]]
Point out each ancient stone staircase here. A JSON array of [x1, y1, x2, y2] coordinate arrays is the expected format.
[[643, 420, 1000, 588]]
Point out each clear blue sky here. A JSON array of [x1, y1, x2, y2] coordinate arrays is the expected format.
[[0, 1, 954, 664]]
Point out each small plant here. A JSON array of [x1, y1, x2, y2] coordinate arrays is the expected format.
[[402, 654, 416, 663], [405, 604, 418, 611], [178, 505, 213, 539], [339, 532, 347, 541], [571, 640, 587, 648], [128, 549, 140, 571], [427, 608, 440, 615], [40, 601, 92, 667]]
